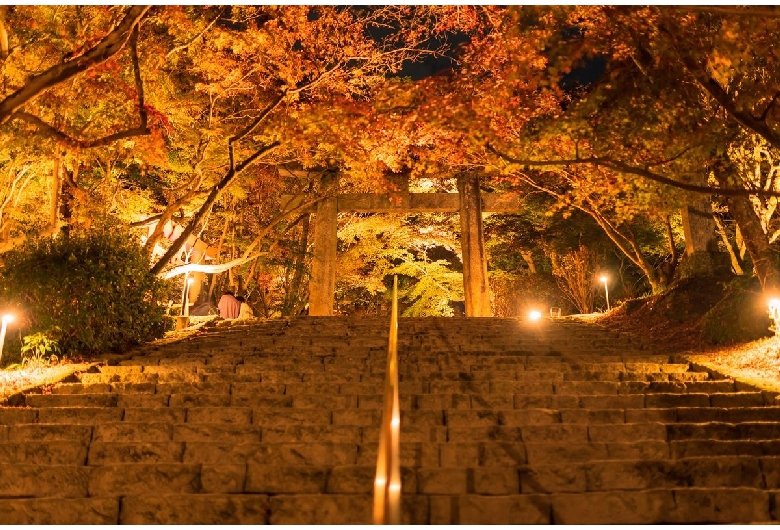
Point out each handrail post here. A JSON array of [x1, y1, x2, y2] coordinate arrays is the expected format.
[[373, 275, 401, 524]]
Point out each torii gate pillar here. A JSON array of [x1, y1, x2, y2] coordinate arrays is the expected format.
[[458, 171, 493, 317], [308, 171, 339, 316]]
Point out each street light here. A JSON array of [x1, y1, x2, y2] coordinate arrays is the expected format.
[[0, 314, 14, 365], [600, 275, 610, 312], [184, 277, 195, 317], [529, 310, 542, 322]]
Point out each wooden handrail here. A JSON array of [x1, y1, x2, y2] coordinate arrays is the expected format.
[[373, 275, 401, 524]]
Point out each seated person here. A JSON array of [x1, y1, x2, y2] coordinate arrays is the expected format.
[[236, 295, 255, 320], [218, 291, 241, 319]]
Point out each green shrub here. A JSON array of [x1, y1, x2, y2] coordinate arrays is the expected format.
[[20, 330, 61, 367], [0, 228, 171, 358]]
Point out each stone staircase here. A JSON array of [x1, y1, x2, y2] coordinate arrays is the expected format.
[[1, 316, 780, 524]]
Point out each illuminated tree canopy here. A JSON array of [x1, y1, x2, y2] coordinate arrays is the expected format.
[[2, 5, 780, 317]]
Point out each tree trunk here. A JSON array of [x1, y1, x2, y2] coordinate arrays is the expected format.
[[283, 214, 311, 316], [715, 158, 780, 293]]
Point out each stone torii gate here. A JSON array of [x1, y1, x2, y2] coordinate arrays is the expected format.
[[283, 171, 521, 317]]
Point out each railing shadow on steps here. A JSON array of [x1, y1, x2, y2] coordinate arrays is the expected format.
[[373, 275, 401, 524]]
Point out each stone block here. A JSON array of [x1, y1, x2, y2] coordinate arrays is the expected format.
[[448, 426, 522, 443], [270, 443, 359, 466], [120, 494, 268, 524], [589, 457, 762, 491], [332, 409, 379, 427], [118, 393, 170, 408], [668, 422, 741, 440], [340, 382, 384, 395], [606, 441, 669, 460], [186, 407, 252, 424], [469, 394, 514, 410], [94, 422, 173, 442], [157, 382, 232, 394], [579, 394, 645, 409], [412, 394, 449, 410], [8, 424, 93, 442], [0, 464, 89, 497], [589, 423, 667, 443], [555, 382, 619, 395], [246, 463, 329, 494], [254, 408, 331, 426], [0, 441, 88, 465], [520, 464, 587, 493], [123, 407, 186, 423], [417, 468, 468, 494], [174, 423, 261, 443], [670, 440, 762, 459], [0, 497, 119, 524], [52, 383, 111, 394], [514, 395, 578, 409], [522, 424, 588, 443], [401, 410, 444, 427], [525, 443, 608, 465], [728, 407, 780, 422], [478, 442, 528, 466], [430, 381, 490, 394], [262, 425, 361, 444], [294, 395, 352, 409], [88, 442, 184, 464], [625, 408, 676, 423], [325, 465, 374, 493], [268, 494, 371, 524], [88, 463, 201, 496], [669, 488, 771, 523], [472, 467, 520, 494], [439, 443, 479, 467], [559, 409, 623, 424], [0, 408, 37, 424], [429, 495, 458, 524], [490, 381, 554, 394], [645, 393, 710, 408], [37, 407, 122, 424], [446, 410, 500, 428], [169, 394, 232, 407], [710, 392, 764, 407], [110, 382, 156, 394], [201, 464, 246, 493], [551, 490, 674, 524], [458, 494, 551, 524], [230, 394, 294, 409], [25, 393, 118, 408]]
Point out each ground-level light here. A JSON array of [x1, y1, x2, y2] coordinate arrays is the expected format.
[[529, 310, 542, 322], [0, 314, 14, 365], [600, 275, 610, 312], [769, 298, 780, 335]]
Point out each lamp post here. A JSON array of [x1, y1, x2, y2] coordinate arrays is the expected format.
[[184, 277, 195, 317], [0, 314, 14, 365], [600, 275, 610, 312]]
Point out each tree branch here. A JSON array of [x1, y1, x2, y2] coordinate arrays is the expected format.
[[487, 144, 780, 198], [9, 24, 150, 148], [165, 7, 225, 59], [0, 5, 150, 125], [657, 23, 780, 151], [150, 141, 281, 276]]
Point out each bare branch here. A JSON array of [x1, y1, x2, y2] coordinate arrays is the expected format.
[[165, 7, 226, 59]]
